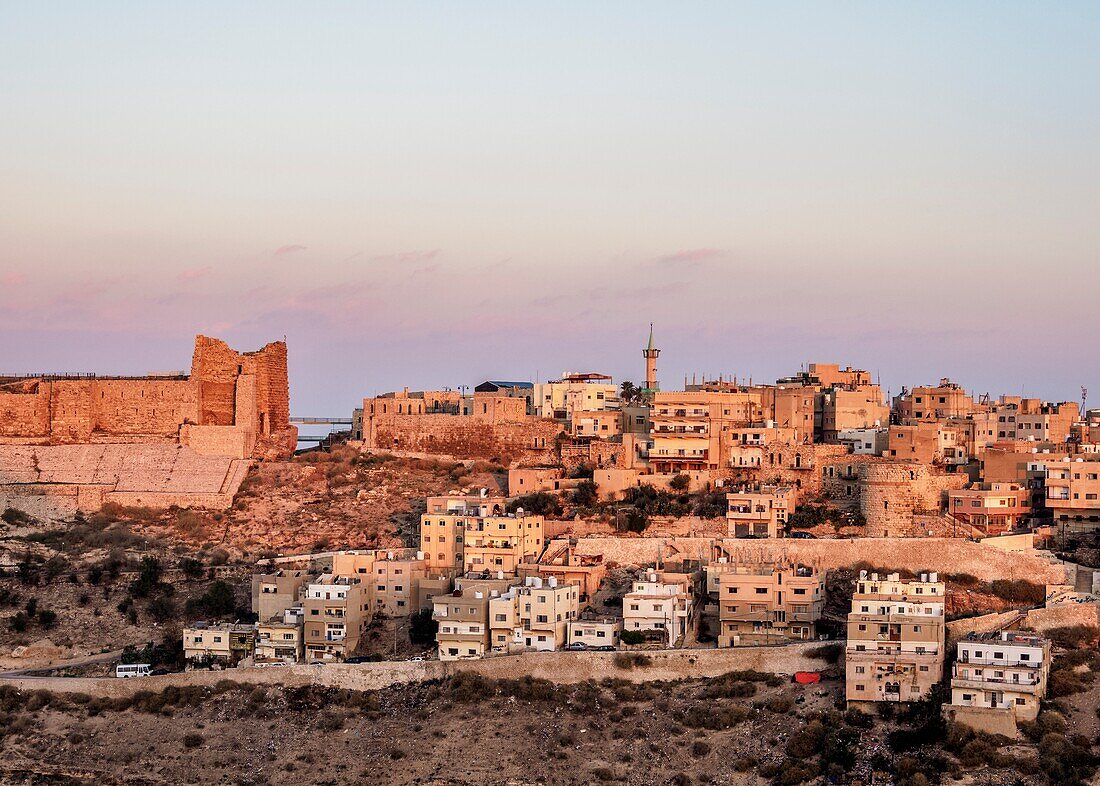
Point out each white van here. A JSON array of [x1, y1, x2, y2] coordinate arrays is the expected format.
[[115, 663, 152, 679]]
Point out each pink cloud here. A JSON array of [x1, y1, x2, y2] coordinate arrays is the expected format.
[[656, 248, 723, 265], [370, 249, 440, 264], [1, 273, 27, 287], [274, 244, 308, 256], [177, 265, 212, 282]]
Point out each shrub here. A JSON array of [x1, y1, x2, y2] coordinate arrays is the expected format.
[[186, 581, 237, 618], [1046, 624, 1099, 649], [1, 508, 33, 526], [669, 474, 691, 491], [571, 480, 598, 507], [506, 493, 562, 517], [620, 630, 645, 646], [408, 608, 438, 646], [36, 609, 57, 628], [9, 612, 28, 632], [691, 740, 711, 757], [613, 653, 651, 670], [987, 579, 1046, 606], [182, 733, 204, 748], [179, 557, 204, 580]]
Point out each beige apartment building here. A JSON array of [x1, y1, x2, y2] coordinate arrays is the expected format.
[[726, 484, 796, 538], [971, 399, 1080, 450], [820, 385, 889, 442], [1042, 457, 1100, 531], [887, 422, 966, 466], [716, 560, 824, 646], [254, 616, 303, 664], [946, 630, 1051, 736], [462, 513, 545, 574], [893, 379, 981, 424], [947, 483, 1030, 535], [488, 576, 581, 652], [649, 391, 763, 473], [368, 550, 431, 616], [183, 623, 256, 667], [846, 571, 945, 708], [302, 574, 371, 662], [622, 572, 695, 646], [433, 588, 491, 660], [251, 569, 310, 623], [419, 492, 508, 572], [567, 617, 622, 648], [531, 372, 617, 420]]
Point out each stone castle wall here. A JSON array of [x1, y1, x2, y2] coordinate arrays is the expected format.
[[0, 336, 292, 454], [364, 414, 564, 466], [858, 463, 969, 537], [0, 336, 294, 514]]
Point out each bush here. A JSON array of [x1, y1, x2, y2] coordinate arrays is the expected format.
[[1, 508, 33, 526], [182, 733, 204, 748], [186, 581, 237, 618], [1046, 624, 1099, 649], [9, 612, 28, 632], [620, 630, 645, 646], [691, 740, 711, 757], [669, 474, 691, 491], [36, 609, 57, 628], [571, 480, 598, 508], [179, 557, 204, 580], [506, 493, 562, 517], [613, 653, 652, 670], [409, 608, 438, 646], [987, 579, 1046, 605]]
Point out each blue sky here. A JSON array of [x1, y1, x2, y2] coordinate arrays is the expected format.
[[1, 3, 1098, 413]]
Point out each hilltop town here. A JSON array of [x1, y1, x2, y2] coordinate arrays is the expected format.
[[0, 331, 1098, 786]]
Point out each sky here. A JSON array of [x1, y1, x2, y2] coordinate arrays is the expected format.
[[1, 3, 1098, 415]]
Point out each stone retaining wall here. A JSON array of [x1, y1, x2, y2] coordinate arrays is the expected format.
[[0, 643, 826, 697]]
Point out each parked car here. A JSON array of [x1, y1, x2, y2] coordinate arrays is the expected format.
[[564, 643, 588, 651], [789, 531, 816, 539], [594, 645, 616, 652]]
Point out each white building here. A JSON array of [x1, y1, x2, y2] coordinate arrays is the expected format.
[[946, 630, 1051, 736], [622, 573, 695, 646]]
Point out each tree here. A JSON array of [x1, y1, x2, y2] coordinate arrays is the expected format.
[[130, 556, 163, 598], [179, 557, 204, 580], [147, 594, 176, 623], [669, 474, 691, 492], [619, 381, 645, 407], [572, 480, 598, 508], [186, 580, 237, 618], [409, 609, 438, 647], [506, 493, 563, 517]]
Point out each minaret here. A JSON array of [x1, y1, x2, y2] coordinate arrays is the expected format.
[[642, 323, 660, 393]]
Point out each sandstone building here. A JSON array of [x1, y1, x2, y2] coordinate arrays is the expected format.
[[714, 559, 824, 646], [846, 571, 945, 708]]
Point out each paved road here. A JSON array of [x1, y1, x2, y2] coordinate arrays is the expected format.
[[0, 649, 124, 678]]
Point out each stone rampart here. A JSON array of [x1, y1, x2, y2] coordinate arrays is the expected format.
[[366, 414, 563, 466]]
